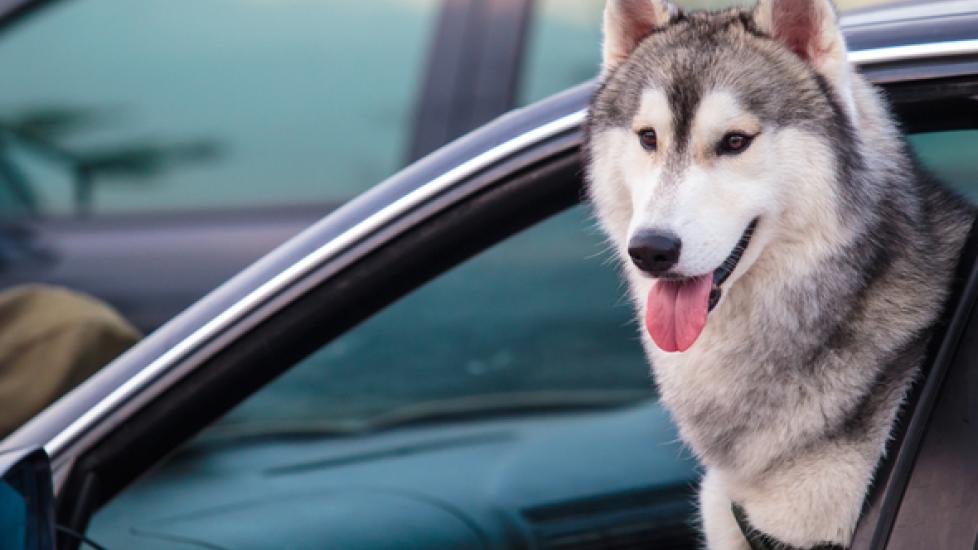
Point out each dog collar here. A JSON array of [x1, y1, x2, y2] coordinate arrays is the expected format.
[[732, 503, 848, 550]]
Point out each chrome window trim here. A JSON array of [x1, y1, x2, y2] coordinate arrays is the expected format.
[[841, 0, 978, 28], [42, 39, 978, 464], [848, 39, 978, 66]]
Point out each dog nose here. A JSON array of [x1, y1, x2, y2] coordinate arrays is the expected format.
[[628, 230, 681, 275]]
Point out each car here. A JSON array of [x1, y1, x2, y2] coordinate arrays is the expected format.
[[2, 1, 978, 549]]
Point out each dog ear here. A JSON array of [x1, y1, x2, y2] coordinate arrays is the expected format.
[[754, 0, 858, 119], [602, 0, 677, 74], [753, 0, 845, 69]]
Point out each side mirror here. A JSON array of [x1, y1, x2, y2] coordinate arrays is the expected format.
[[0, 448, 55, 550]]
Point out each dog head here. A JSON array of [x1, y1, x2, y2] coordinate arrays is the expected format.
[[587, 0, 858, 353]]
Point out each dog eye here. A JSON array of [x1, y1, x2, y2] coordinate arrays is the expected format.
[[637, 129, 657, 151], [719, 132, 753, 155]]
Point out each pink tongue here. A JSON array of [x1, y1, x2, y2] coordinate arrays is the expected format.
[[645, 275, 713, 353]]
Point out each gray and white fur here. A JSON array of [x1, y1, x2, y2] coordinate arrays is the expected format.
[[584, 0, 974, 548]]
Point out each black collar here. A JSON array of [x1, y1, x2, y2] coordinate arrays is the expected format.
[[732, 503, 848, 550]]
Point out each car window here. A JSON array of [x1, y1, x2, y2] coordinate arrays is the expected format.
[[518, 0, 933, 106], [0, 0, 438, 218]]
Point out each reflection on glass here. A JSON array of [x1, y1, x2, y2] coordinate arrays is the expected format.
[[1, 105, 223, 217]]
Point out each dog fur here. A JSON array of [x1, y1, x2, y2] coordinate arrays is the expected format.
[[583, 0, 974, 548]]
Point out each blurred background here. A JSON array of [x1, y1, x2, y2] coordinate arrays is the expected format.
[[1, 0, 971, 431]]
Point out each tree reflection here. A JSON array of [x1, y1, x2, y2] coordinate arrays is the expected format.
[[0, 106, 223, 217]]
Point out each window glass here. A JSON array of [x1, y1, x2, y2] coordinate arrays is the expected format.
[[519, 0, 924, 106], [0, 0, 438, 217]]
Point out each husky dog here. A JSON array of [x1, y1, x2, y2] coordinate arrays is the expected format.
[[585, 0, 973, 548]]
